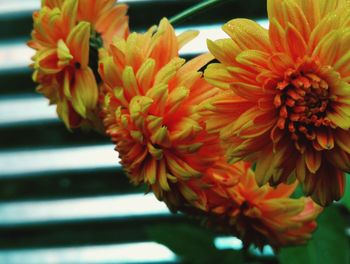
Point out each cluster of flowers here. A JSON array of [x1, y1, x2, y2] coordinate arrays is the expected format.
[[29, 0, 350, 249]]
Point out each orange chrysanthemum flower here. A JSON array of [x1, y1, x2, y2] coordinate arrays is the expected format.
[[43, 0, 129, 47], [98, 16, 322, 246], [28, 0, 128, 130], [184, 162, 322, 249], [100, 18, 225, 207], [204, 0, 350, 205]]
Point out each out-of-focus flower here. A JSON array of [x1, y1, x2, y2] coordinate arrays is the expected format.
[[28, 0, 128, 130], [101, 18, 225, 208], [43, 0, 129, 46], [204, 0, 350, 205], [188, 162, 323, 249]]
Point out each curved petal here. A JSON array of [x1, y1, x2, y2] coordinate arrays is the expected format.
[[335, 129, 350, 153], [286, 23, 307, 60], [304, 163, 345, 206], [151, 18, 179, 69], [37, 48, 61, 74], [71, 68, 98, 117], [61, 0, 78, 35], [207, 38, 240, 66], [319, 0, 347, 18], [326, 147, 350, 171], [67, 21, 91, 67], [305, 147, 322, 173], [177, 30, 199, 49], [204, 63, 233, 89], [222, 19, 270, 52]]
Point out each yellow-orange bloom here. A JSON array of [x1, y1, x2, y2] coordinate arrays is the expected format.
[[101, 18, 224, 207], [185, 162, 322, 249], [29, 0, 129, 130], [98, 16, 322, 247], [204, 0, 350, 206], [43, 0, 129, 46]]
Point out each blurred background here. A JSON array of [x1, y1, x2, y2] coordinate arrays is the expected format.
[[0, 0, 349, 263]]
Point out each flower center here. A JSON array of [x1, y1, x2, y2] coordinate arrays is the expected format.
[[274, 69, 331, 147]]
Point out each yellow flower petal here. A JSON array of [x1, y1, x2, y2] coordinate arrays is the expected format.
[[177, 30, 199, 49], [223, 18, 270, 52], [71, 68, 98, 118]]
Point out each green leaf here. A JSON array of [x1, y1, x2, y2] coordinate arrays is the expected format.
[[278, 206, 350, 264], [340, 173, 350, 211], [147, 223, 217, 263], [220, 249, 244, 264], [147, 223, 244, 264], [290, 185, 304, 199]]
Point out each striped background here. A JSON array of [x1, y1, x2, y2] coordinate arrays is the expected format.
[[0, 1, 275, 263]]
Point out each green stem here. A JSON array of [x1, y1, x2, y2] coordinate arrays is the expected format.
[[169, 0, 226, 26]]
